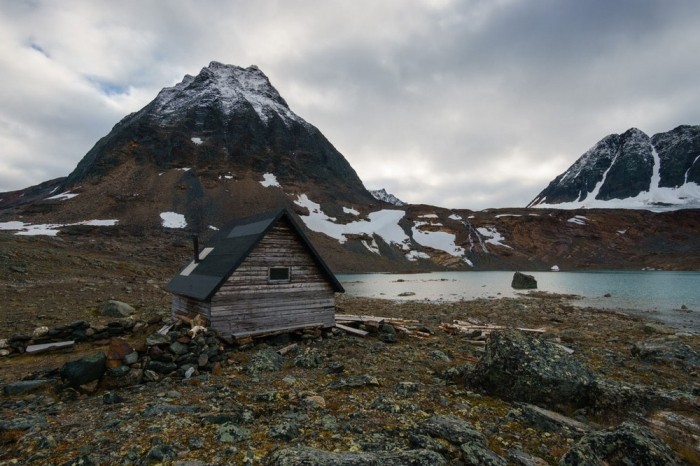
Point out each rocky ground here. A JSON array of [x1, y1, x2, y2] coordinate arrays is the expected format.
[[1, 230, 699, 465], [0, 292, 698, 465]]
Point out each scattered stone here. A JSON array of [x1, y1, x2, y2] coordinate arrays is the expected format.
[[244, 348, 283, 375], [396, 381, 420, 395], [103, 391, 125, 404], [216, 423, 251, 444], [266, 447, 446, 465], [99, 300, 135, 318], [3, 379, 55, 396], [511, 272, 537, 289], [632, 337, 700, 369], [293, 348, 323, 368], [642, 323, 675, 335], [561, 422, 682, 465], [326, 361, 344, 374], [146, 333, 171, 346], [417, 415, 486, 447], [430, 349, 451, 361], [268, 421, 300, 440], [327, 374, 380, 390], [60, 352, 107, 388], [302, 395, 326, 410], [467, 330, 595, 408], [510, 403, 591, 438], [32, 326, 49, 338]]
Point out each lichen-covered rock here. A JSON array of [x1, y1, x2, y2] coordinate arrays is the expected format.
[[244, 348, 283, 375], [415, 415, 507, 465], [60, 352, 107, 388], [417, 415, 485, 446], [560, 422, 682, 466], [632, 336, 700, 369], [468, 330, 595, 408], [99, 300, 134, 317], [512, 272, 537, 289], [265, 447, 446, 465]]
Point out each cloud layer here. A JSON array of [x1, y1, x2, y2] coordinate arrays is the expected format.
[[1, 0, 699, 209]]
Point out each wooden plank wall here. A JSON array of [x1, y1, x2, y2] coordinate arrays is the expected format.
[[171, 294, 212, 323], [210, 218, 336, 336]]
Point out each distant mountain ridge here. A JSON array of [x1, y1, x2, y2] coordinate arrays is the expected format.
[[528, 125, 700, 210], [1, 62, 699, 272]]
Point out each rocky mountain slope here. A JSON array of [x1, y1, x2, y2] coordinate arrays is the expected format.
[[529, 126, 700, 210], [1, 62, 699, 272]]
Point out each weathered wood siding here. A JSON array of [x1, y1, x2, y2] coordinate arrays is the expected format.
[[210, 219, 336, 337], [171, 294, 211, 324]]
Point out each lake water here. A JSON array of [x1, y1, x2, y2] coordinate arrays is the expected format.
[[337, 271, 700, 334]]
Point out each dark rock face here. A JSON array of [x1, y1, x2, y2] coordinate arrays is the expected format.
[[62, 62, 372, 205], [511, 272, 537, 289], [529, 125, 700, 207], [560, 422, 681, 466], [652, 125, 700, 187], [60, 352, 107, 388], [468, 330, 595, 408], [266, 447, 447, 466]]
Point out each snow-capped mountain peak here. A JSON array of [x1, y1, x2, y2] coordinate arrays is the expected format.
[[369, 188, 406, 206], [529, 125, 700, 211], [151, 62, 304, 126]]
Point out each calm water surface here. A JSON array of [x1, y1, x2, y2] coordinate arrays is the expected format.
[[338, 271, 700, 333]]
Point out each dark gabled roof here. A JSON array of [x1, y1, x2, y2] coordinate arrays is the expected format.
[[165, 207, 344, 301]]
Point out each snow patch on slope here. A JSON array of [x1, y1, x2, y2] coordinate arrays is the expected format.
[[0, 219, 118, 236], [160, 212, 187, 229], [475, 226, 512, 249], [294, 194, 409, 248], [411, 222, 465, 257], [534, 182, 700, 211], [260, 173, 281, 188]]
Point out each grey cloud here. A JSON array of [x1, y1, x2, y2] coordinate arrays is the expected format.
[[1, 0, 699, 210]]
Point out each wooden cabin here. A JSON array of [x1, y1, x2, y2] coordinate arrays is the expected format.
[[165, 208, 344, 339]]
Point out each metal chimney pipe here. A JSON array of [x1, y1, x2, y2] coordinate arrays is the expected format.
[[192, 234, 200, 263]]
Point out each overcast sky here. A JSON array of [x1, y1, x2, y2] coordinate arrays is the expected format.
[[1, 0, 699, 210]]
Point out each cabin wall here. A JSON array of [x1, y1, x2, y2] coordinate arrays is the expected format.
[[171, 294, 211, 324], [210, 219, 336, 337]]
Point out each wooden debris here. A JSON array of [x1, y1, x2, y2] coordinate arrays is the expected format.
[[440, 321, 546, 337], [157, 324, 174, 336], [25, 340, 75, 354], [277, 343, 298, 356], [335, 323, 369, 337], [552, 342, 575, 354]]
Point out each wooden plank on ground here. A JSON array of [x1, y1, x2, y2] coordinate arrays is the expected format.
[[335, 323, 368, 337], [25, 340, 75, 354]]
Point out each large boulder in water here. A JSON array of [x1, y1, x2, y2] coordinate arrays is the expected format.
[[560, 422, 682, 465], [467, 330, 595, 409], [511, 272, 537, 289]]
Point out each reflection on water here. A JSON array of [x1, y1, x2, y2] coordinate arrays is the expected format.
[[338, 271, 700, 333]]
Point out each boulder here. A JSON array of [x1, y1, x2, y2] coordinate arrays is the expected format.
[[100, 300, 135, 318], [632, 337, 700, 370], [415, 415, 507, 465], [60, 352, 107, 388], [511, 272, 537, 289], [467, 330, 595, 408], [266, 447, 446, 465], [244, 348, 283, 375], [560, 422, 681, 465], [3, 380, 56, 396]]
